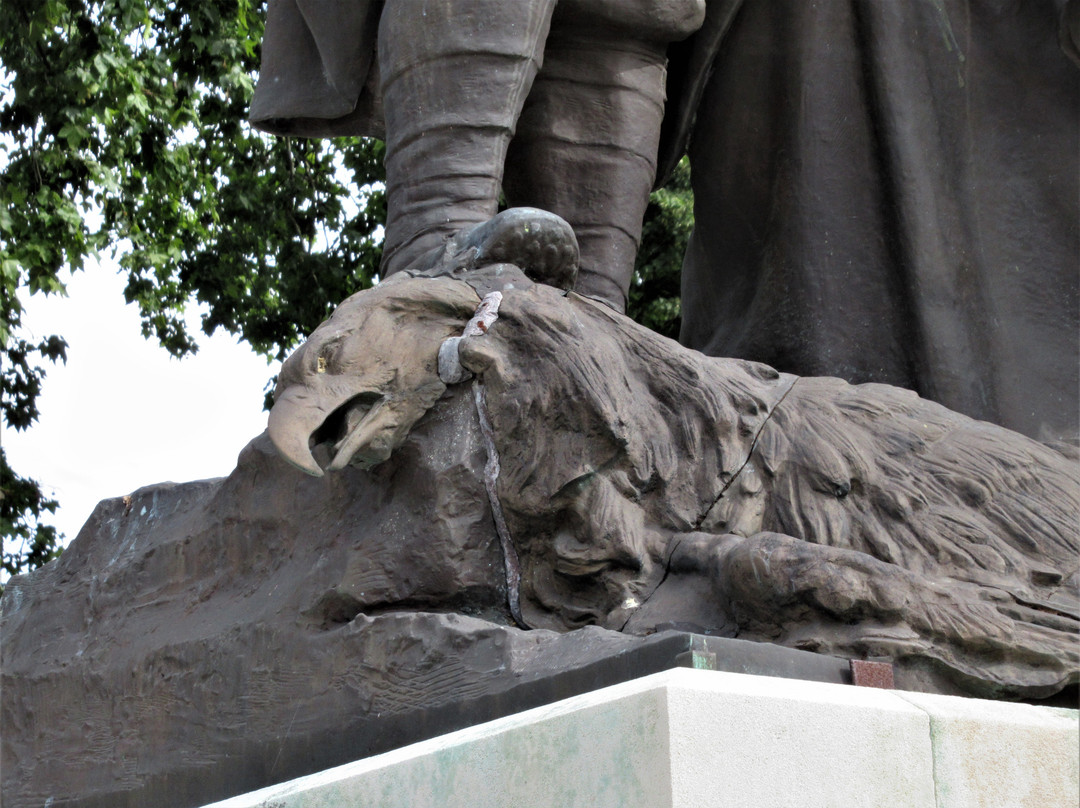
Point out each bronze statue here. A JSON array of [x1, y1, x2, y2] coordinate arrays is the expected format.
[[248, 0, 1080, 696], [252, 0, 1079, 443], [3, 235, 1075, 804], [5, 7, 1079, 806], [266, 226, 1079, 697], [250, 1, 1080, 682]]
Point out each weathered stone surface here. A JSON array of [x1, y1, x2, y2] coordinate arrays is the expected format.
[[205, 669, 1080, 808], [897, 689, 1080, 807]]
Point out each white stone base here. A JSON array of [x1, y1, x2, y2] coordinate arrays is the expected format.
[[206, 669, 1079, 808]]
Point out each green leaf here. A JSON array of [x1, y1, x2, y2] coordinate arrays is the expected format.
[[1, 259, 19, 285]]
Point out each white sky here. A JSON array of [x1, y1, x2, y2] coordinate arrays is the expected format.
[[3, 259, 275, 546]]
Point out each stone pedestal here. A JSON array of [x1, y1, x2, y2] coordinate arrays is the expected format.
[[205, 668, 1080, 808]]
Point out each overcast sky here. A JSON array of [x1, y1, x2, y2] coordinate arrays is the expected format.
[[4, 259, 275, 546]]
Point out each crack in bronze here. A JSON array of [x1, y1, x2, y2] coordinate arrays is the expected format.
[[692, 375, 799, 532]]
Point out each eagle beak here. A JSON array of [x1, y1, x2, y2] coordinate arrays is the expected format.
[[267, 387, 326, 477]]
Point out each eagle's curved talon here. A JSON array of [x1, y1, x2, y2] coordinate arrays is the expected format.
[[457, 207, 580, 290]]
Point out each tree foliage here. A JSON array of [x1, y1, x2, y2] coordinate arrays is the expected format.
[[1, 335, 67, 580], [1, 0, 384, 581], [0, 0, 689, 582], [629, 157, 691, 340]]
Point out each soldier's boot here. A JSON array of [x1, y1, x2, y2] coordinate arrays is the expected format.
[[378, 0, 557, 277], [503, 2, 704, 313]]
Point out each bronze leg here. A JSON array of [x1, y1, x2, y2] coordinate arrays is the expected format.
[[503, 1, 703, 312], [377, 0, 556, 276]]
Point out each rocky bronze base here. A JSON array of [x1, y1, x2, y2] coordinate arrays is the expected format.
[[0, 455, 858, 808], [2, 420, 1075, 807]]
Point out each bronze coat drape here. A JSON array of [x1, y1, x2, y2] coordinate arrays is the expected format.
[[249, 0, 385, 138], [680, 0, 1079, 442]]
